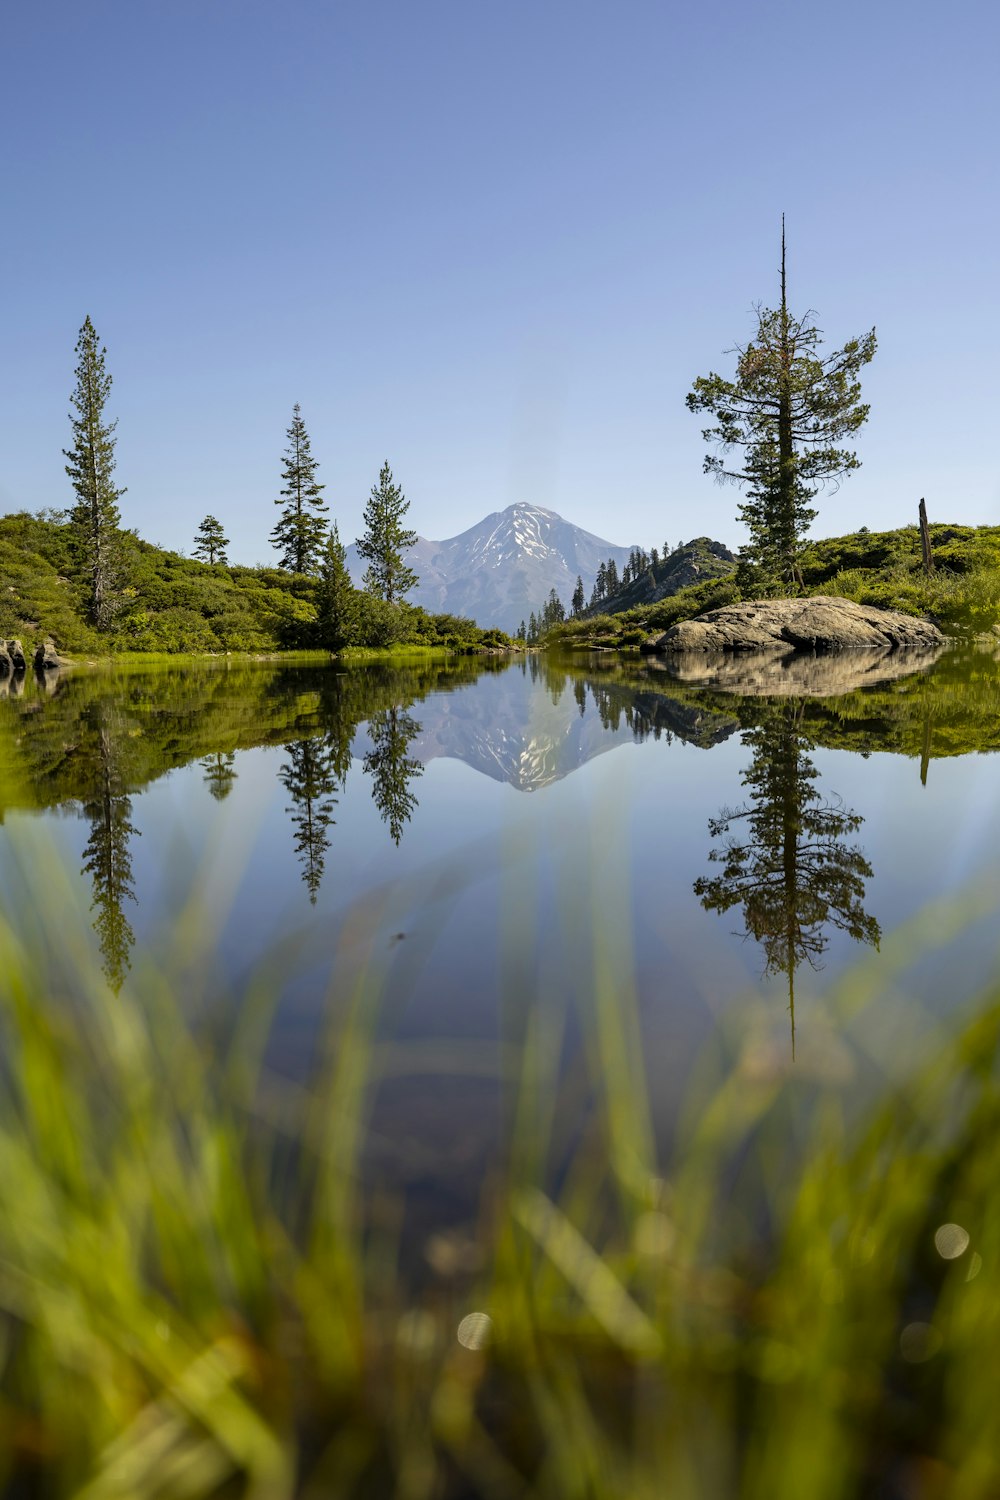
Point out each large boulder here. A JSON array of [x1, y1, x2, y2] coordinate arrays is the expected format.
[[643, 597, 945, 655], [34, 639, 66, 671], [5, 639, 26, 672]]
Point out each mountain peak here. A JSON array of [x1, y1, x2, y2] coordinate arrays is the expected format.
[[505, 501, 559, 518], [346, 504, 640, 632]]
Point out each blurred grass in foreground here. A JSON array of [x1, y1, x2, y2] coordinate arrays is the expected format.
[[0, 832, 998, 1499]]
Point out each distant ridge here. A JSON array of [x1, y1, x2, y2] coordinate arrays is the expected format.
[[587, 537, 737, 616], [346, 502, 638, 634]]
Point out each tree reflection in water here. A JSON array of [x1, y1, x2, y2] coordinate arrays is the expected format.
[[200, 750, 237, 801], [363, 706, 423, 846], [695, 701, 880, 1050], [80, 712, 138, 992], [279, 739, 343, 903]]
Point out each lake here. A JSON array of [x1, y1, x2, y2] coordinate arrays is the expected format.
[[1, 646, 999, 1495]]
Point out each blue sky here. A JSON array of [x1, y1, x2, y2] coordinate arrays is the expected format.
[[2, 0, 997, 561]]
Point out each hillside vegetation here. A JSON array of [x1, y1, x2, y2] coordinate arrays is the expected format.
[[547, 523, 1000, 648], [0, 512, 510, 656]]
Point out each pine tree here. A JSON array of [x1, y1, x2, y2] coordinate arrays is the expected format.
[[193, 514, 230, 565], [270, 404, 328, 573], [64, 317, 127, 629], [541, 588, 565, 629], [687, 221, 876, 589], [356, 461, 418, 603], [571, 576, 585, 616], [315, 523, 357, 650], [605, 558, 619, 595]]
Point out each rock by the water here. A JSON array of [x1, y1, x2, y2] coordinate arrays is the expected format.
[[34, 639, 66, 671], [5, 639, 27, 672], [643, 597, 945, 655]]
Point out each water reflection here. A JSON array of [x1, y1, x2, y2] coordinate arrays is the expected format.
[[694, 701, 881, 1048], [363, 706, 423, 846], [279, 739, 343, 903], [201, 750, 238, 801], [2, 647, 999, 1007], [79, 706, 139, 991]]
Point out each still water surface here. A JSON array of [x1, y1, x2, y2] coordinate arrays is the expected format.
[[2, 647, 999, 1188]]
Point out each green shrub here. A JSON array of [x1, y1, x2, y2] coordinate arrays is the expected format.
[[353, 595, 408, 648]]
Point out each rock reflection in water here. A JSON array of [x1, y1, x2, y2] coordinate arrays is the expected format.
[[657, 643, 945, 696]]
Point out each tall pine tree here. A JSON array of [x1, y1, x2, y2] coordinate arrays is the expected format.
[[270, 404, 328, 573], [64, 317, 127, 628], [356, 462, 418, 604], [687, 221, 876, 589]]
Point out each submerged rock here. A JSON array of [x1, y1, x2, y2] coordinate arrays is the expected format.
[[643, 597, 945, 655]]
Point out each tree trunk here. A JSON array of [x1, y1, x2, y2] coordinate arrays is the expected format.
[[918, 497, 934, 574]]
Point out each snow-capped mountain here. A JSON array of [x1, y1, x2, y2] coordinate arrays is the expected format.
[[345, 503, 638, 634]]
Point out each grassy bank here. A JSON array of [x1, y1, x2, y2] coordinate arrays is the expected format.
[[338, 642, 515, 664], [31, 646, 514, 673]]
